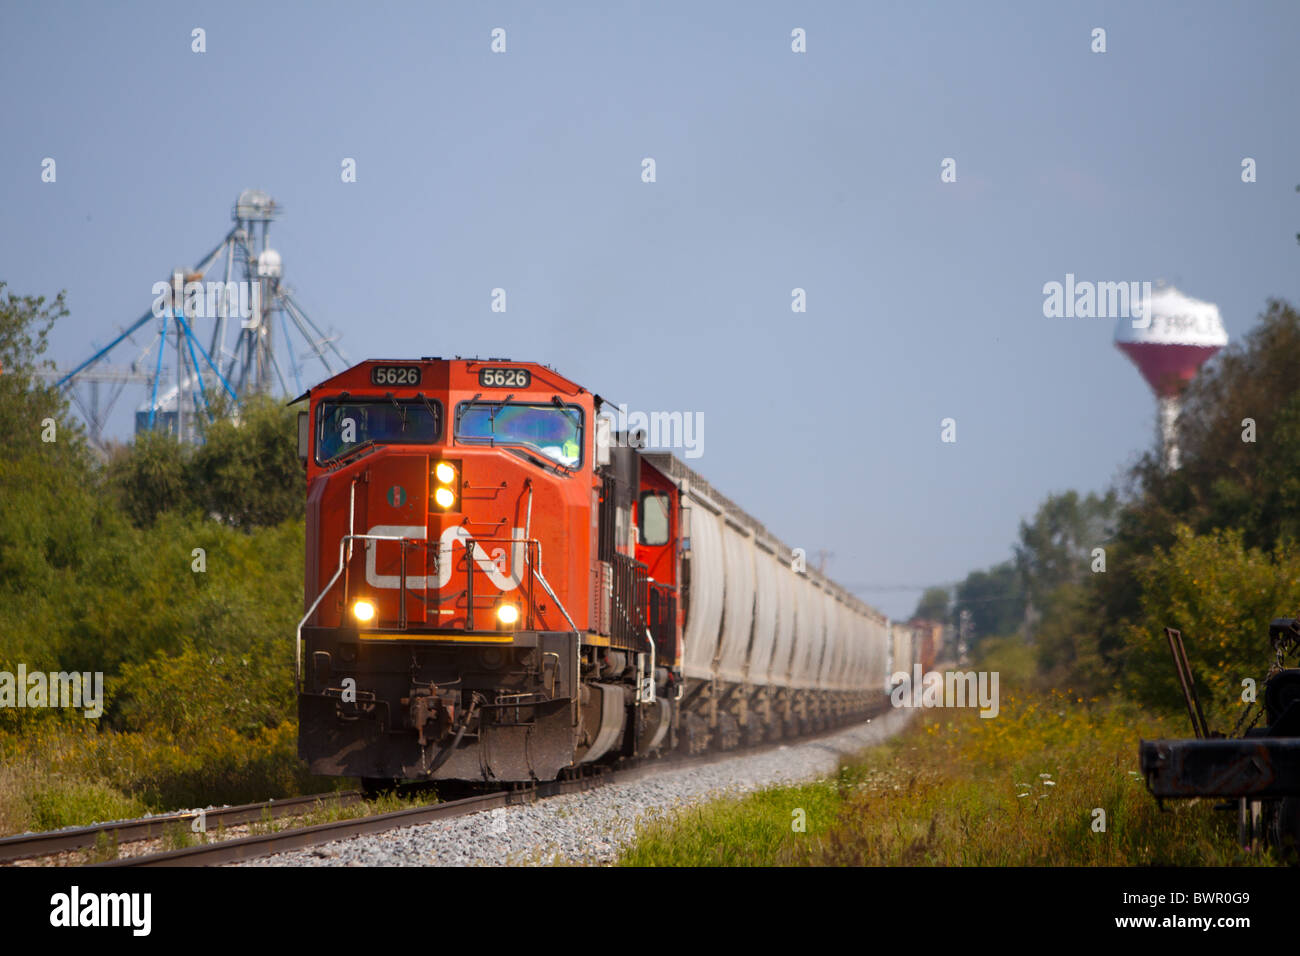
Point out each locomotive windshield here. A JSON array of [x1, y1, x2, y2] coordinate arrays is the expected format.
[[455, 402, 583, 468], [316, 398, 442, 464]]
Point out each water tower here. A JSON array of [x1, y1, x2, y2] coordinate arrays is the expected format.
[[1115, 283, 1227, 470]]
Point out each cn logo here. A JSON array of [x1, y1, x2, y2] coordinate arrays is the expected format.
[[364, 525, 524, 591]]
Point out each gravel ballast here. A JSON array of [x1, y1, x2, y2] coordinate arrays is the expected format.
[[244, 708, 914, 867]]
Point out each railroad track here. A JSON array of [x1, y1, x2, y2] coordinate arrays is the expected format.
[[97, 771, 624, 867], [0, 790, 363, 865]]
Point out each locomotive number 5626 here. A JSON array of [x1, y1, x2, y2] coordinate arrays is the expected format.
[[478, 367, 531, 388]]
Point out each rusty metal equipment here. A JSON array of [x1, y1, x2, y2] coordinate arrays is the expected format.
[[1139, 618, 1300, 850], [1163, 627, 1211, 739]]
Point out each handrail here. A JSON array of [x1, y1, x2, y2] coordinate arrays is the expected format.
[[454, 531, 542, 630], [531, 561, 582, 704], [295, 532, 408, 688], [639, 626, 656, 704], [528, 536, 582, 698]]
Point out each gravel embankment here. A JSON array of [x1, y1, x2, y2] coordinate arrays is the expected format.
[[243, 708, 914, 867]]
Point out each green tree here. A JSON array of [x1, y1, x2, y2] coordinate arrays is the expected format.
[[1120, 526, 1300, 727], [190, 395, 302, 528], [954, 562, 1024, 643], [105, 393, 303, 530], [0, 282, 89, 465], [105, 430, 194, 527], [1014, 489, 1117, 616], [0, 283, 119, 677], [912, 586, 950, 623]]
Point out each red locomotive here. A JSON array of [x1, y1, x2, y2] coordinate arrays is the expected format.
[[296, 357, 898, 786]]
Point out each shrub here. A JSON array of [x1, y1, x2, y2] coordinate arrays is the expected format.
[[1120, 525, 1300, 729]]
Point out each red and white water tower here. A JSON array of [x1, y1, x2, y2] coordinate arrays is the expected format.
[[1115, 283, 1227, 470]]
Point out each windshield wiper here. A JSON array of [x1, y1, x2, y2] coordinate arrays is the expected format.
[[456, 392, 513, 434], [487, 393, 513, 430], [321, 437, 381, 466], [551, 394, 581, 430], [416, 393, 440, 432], [386, 392, 408, 432], [509, 446, 574, 478]]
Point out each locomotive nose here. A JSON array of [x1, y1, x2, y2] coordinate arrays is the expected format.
[[359, 452, 522, 631]]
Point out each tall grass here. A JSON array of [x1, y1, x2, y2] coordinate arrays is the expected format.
[[619, 692, 1278, 867], [0, 718, 339, 836]]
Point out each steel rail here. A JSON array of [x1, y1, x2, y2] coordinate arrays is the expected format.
[[97, 775, 615, 868], [0, 790, 361, 864]]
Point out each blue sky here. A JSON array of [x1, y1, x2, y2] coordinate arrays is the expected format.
[[3, 1, 1298, 618]]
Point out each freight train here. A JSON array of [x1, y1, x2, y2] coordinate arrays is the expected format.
[[295, 358, 936, 786]]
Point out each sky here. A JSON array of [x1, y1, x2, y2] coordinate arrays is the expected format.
[[3, 1, 1298, 619]]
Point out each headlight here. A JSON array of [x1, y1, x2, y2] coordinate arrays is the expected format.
[[352, 599, 376, 623], [432, 460, 460, 510], [495, 603, 520, 626]]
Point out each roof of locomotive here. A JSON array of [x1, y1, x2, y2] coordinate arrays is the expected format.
[[300, 357, 586, 398]]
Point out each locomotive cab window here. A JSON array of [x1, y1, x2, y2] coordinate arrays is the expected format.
[[316, 398, 442, 464], [639, 491, 671, 546], [455, 401, 584, 469]]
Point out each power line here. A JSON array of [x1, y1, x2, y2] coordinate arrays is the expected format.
[[845, 582, 962, 593]]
